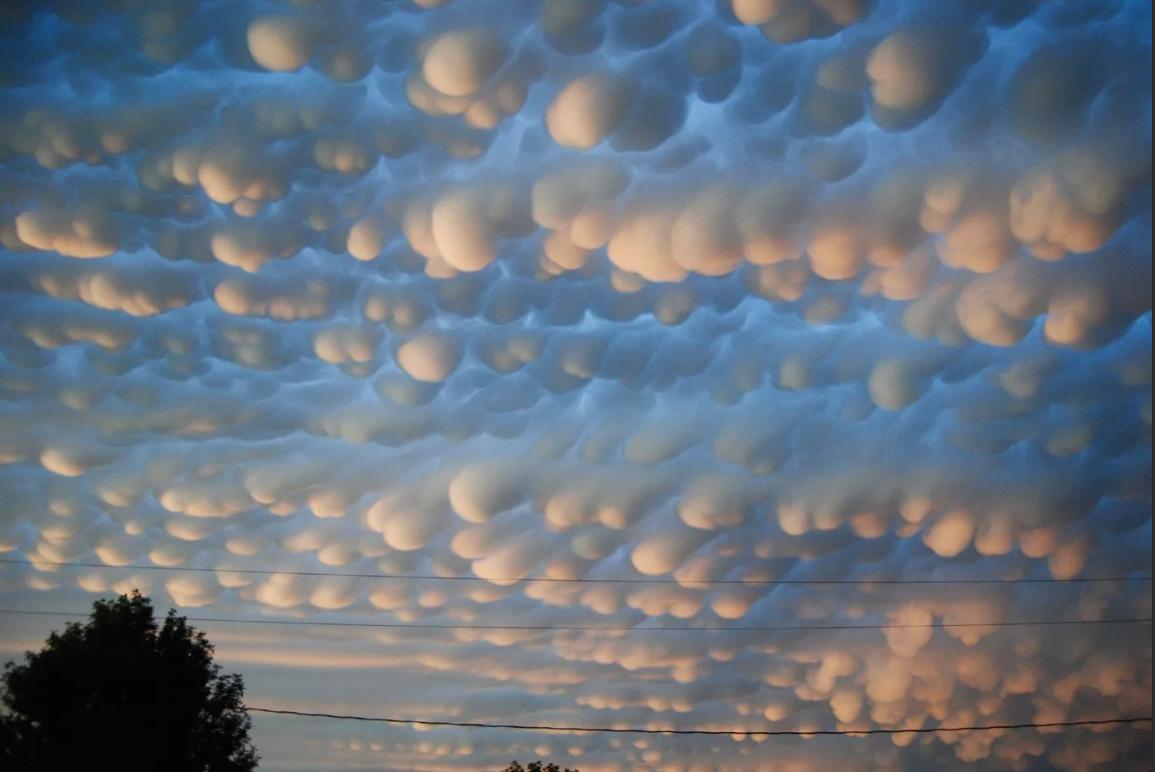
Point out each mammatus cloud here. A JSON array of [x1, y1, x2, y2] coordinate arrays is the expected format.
[[0, 0, 1151, 770], [15, 207, 119, 259]]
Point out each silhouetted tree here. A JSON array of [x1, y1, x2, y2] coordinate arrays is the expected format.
[[0, 591, 258, 772], [504, 763, 580, 772]]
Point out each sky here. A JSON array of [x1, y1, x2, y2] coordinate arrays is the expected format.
[[0, 0, 1152, 770]]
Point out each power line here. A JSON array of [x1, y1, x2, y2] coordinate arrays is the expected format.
[[2, 558, 1150, 588], [247, 709, 1154, 737], [0, 608, 1150, 634]]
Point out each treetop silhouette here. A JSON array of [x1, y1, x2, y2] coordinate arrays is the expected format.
[[0, 591, 258, 772]]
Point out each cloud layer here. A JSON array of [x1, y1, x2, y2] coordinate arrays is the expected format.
[[0, 0, 1151, 770]]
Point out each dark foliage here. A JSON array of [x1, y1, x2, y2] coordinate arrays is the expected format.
[[504, 763, 581, 772], [0, 591, 259, 772]]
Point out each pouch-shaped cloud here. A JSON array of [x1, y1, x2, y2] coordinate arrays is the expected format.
[[547, 73, 632, 151], [737, 179, 811, 266], [916, 168, 1019, 276], [540, 0, 605, 38], [313, 135, 375, 176], [365, 472, 454, 552], [408, 33, 537, 131], [422, 31, 509, 99], [867, 24, 984, 129], [532, 160, 628, 228], [670, 186, 745, 277], [396, 332, 461, 383], [314, 324, 380, 365], [430, 188, 500, 272], [40, 444, 117, 478], [606, 199, 688, 283], [631, 523, 713, 576], [802, 137, 866, 182], [923, 510, 977, 558], [731, 0, 792, 26], [434, 183, 533, 272], [1008, 39, 1111, 146], [685, 22, 742, 78], [533, 159, 628, 261], [363, 290, 428, 335], [158, 479, 255, 519], [216, 274, 333, 321], [1010, 149, 1137, 260], [211, 220, 303, 273], [678, 473, 754, 530], [472, 533, 556, 586], [952, 265, 1040, 348], [868, 358, 932, 411], [35, 266, 193, 317], [449, 461, 535, 523], [347, 215, 389, 262], [611, 88, 688, 153], [248, 15, 327, 73], [755, 0, 871, 44], [179, 142, 290, 208], [14, 302, 138, 351], [15, 208, 118, 258], [799, 53, 868, 136], [165, 575, 222, 608], [807, 200, 868, 281]]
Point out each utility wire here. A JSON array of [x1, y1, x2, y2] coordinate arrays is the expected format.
[[1, 609, 1149, 634], [2, 558, 1150, 588], [247, 710, 1154, 737]]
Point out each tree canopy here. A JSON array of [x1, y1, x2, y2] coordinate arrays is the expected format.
[[504, 763, 580, 772], [0, 591, 258, 772]]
